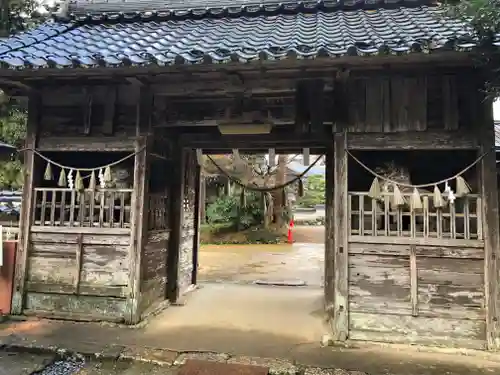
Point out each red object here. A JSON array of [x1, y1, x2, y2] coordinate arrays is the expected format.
[[287, 219, 294, 244], [0, 241, 17, 315]]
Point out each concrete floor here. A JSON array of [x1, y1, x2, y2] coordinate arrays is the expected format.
[[143, 283, 329, 348]]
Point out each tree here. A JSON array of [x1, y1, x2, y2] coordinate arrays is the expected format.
[[449, 0, 500, 97], [296, 174, 326, 208], [0, 1, 60, 189], [202, 153, 294, 228]]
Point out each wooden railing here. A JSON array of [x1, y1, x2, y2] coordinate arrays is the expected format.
[[33, 188, 133, 228], [349, 192, 482, 240]]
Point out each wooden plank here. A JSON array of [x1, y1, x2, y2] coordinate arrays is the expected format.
[[37, 136, 136, 151], [349, 235, 483, 248], [443, 75, 459, 130], [127, 84, 152, 324], [24, 292, 127, 322], [82, 87, 93, 135], [364, 78, 383, 132], [30, 226, 130, 235], [390, 76, 408, 132], [477, 94, 500, 350], [26, 282, 127, 298], [349, 292, 484, 320], [410, 245, 418, 317], [347, 131, 478, 150], [348, 78, 366, 132], [349, 313, 486, 349], [102, 86, 117, 135], [324, 144, 335, 324], [74, 234, 83, 293], [167, 143, 185, 303], [12, 92, 40, 315], [349, 312, 485, 339], [31, 232, 130, 245], [412, 76, 427, 131], [348, 242, 484, 259], [333, 132, 348, 341], [191, 163, 202, 285]]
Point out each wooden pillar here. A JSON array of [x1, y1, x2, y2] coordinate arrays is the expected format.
[[191, 164, 202, 285], [478, 96, 500, 350], [11, 93, 40, 315], [167, 142, 185, 303], [126, 85, 151, 324], [199, 174, 206, 224], [324, 142, 335, 326], [332, 132, 349, 341]]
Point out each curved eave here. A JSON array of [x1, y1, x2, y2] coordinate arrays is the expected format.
[[0, 46, 481, 72], [0, 51, 479, 79], [62, 0, 435, 22]]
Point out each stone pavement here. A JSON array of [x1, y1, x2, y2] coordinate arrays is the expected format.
[[0, 349, 54, 374], [1, 316, 500, 375], [1, 284, 500, 375]]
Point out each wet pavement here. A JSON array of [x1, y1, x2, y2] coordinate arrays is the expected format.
[[0, 349, 55, 374], [198, 226, 325, 287]]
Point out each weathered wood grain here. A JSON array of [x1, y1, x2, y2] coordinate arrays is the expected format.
[[333, 132, 348, 341], [349, 314, 486, 349], [24, 292, 127, 322], [12, 93, 40, 315], [349, 242, 484, 259]]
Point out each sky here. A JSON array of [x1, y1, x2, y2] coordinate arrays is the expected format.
[[495, 100, 500, 120]]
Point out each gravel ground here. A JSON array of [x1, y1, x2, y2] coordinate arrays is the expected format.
[[0, 352, 177, 375], [34, 356, 84, 375]]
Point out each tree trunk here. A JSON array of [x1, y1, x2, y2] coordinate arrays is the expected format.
[[0, 1, 9, 37]]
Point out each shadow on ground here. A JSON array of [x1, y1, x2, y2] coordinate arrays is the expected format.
[[1, 284, 500, 374]]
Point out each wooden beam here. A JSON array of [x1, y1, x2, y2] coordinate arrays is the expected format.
[[180, 133, 327, 150], [191, 164, 202, 285], [11, 93, 40, 315], [347, 131, 478, 150], [478, 96, 500, 350], [167, 143, 185, 303], [324, 142, 335, 332], [37, 136, 136, 151], [333, 131, 349, 341], [127, 85, 152, 324]]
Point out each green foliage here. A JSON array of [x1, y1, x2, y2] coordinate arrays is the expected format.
[[1, 1, 60, 36], [206, 190, 264, 229], [199, 224, 282, 245], [447, 0, 500, 97], [0, 96, 27, 190], [296, 175, 326, 208]]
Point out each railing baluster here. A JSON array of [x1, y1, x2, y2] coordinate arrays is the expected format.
[[464, 197, 470, 240], [59, 190, 66, 226], [68, 190, 75, 226], [108, 191, 115, 228], [40, 190, 47, 226], [359, 194, 364, 236]]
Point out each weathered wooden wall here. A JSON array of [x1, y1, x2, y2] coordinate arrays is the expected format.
[[25, 228, 131, 321], [348, 241, 486, 349], [178, 150, 198, 296], [339, 73, 472, 134], [139, 136, 171, 316]]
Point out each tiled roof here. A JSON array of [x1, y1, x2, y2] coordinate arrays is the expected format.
[[66, 0, 430, 19], [0, 0, 483, 70]]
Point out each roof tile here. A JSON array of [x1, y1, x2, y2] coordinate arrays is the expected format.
[[0, 3, 481, 70]]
